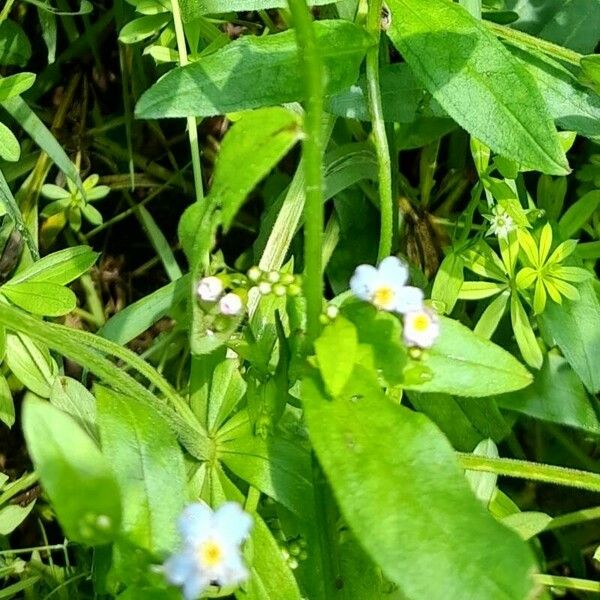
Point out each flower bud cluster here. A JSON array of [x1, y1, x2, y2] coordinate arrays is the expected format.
[[248, 266, 302, 298], [197, 275, 245, 317]]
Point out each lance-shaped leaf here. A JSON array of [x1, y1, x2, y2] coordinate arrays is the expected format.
[[182, 0, 340, 20], [136, 20, 373, 119], [385, 0, 569, 175]]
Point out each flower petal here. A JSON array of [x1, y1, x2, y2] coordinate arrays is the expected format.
[[349, 264, 379, 300], [394, 286, 424, 314], [163, 550, 197, 586], [182, 571, 211, 600], [377, 256, 409, 285], [222, 550, 250, 587], [213, 502, 252, 546], [178, 502, 213, 543]]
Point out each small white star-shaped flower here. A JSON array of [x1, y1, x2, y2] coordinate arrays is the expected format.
[[403, 307, 440, 349], [486, 205, 515, 239], [350, 256, 424, 314], [164, 502, 252, 600]]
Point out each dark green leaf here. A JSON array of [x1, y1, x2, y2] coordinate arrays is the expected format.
[[303, 367, 537, 600], [136, 21, 373, 118], [539, 281, 600, 393], [386, 0, 569, 175], [96, 387, 186, 555], [559, 190, 600, 238], [23, 398, 122, 545], [181, 0, 339, 20], [0, 21, 31, 67]]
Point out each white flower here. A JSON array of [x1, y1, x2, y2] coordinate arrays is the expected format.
[[403, 308, 440, 349], [487, 205, 515, 239], [164, 502, 252, 600], [349, 256, 424, 314], [197, 276, 224, 302], [219, 292, 244, 316]]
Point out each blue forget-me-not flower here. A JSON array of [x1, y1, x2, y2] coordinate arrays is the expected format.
[[164, 502, 253, 600]]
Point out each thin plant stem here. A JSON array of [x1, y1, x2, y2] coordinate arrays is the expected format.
[[457, 453, 600, 493], [534, 574, 600, 593], [546, 506, 600, 531], [485, 20, 582, 66], [366, 0, 393, 260], [287, 0, 324, 346], [171, 0, 204, 202]]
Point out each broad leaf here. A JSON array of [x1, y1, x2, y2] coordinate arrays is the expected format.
[[136, 21, 373, 118], [97, 387, 187, 555], [22, 398, 122, 545], [497, 353, 600, 434], [386, 0, 569, 175], [405, 316, 533, 396], [303, 367, 537, 600], [0, 123, 19, 162], [0, 21, 31, 66], [182, 0, 340, 19], [539, 281, 600, 393], [2, 281, 76, 316], [0, 72, 36, 102], [50, 376, 97, 441]]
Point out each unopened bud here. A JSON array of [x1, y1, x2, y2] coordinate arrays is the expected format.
[[197, 276, 223, 302]]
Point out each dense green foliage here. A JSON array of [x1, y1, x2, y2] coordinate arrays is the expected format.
[[1, 0, 600, 598]]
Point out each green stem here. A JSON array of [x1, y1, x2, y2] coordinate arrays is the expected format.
[[287, 0, 324, 346], [366, 0, 393, 261], [546, 506, 600, 531], [0, 0, 16, 24], [485, 21, 582, 66], [171, 0, 204, 202], [457, 454, 600, 493], [534, 574, 600, 593]]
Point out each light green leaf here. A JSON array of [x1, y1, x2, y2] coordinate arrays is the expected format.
[[0, 123, 20, 162], [5, 332, 56, 397], [539, 280, 600, 393], [0, 374, 14, 428], [501, 512, 552, 541], [465, 438, 499, 506], [0, 72, 36, 102], [136, 21, 373, 118], [96, 387, 186, 555], [431, 252, 464, 314], [511, 293, 543, 369], [314, 316, 358, 396], [23, 398, 122, 545], [2, 281, 76, 316], [303, 367, 537, 600], [405, 316, 532, 396], [49, 376, 97, 440], [0, 502, 35, 535], [458, 280, 506, 300], [474, 290, 509, 339], [386, 0, 569, 175]]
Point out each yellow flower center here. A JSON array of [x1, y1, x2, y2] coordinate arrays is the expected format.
[[198, 540, 223, 568], [372, 286, 395, 309], [412, 314, 430, 332]]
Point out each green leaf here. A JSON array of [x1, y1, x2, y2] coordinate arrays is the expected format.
[[236, 516, 302, 600], [0, 374, 14, 428], [119, 14, 171, 44], [218, 412, 313, 518], [580, 54, 600, 94], [510, 47, 600, 141], [497, 353, 600, 434], [99, 275, 189, 345], [0, 502, 35, 535], [2, 281, 76, 316], [181, 0, 339, 19], [431, 252, 464, 314], [0, 72, 36, 102], [49, 376, 97, 441], [474, 290, 510, 339], [501, 512, 552, 541], [1, 96, 83, 196], [136, 21, 373, 118], [0, 123, 19, 162], [511, 293, 543, 370], [539, 280, 600, 393], [405, 316, 533, 396], [0, 21, 32, 67], [559, 191, 600, 239], [5, 332, 56, 397], [23, 398, 122, 545], [314, 316, 358, 396], [465, 439, 499, 505], [96, 386, 187, 555], [303, 367, 537, 600], [385, 0, 569, 175]]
